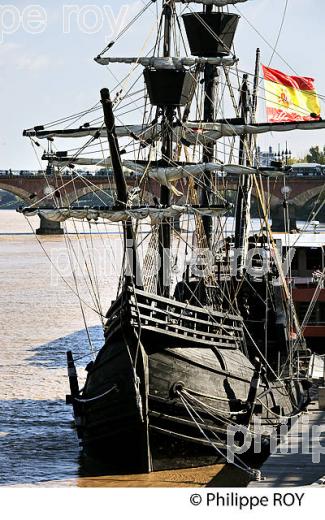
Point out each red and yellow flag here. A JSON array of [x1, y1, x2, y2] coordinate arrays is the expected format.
[[262, 65, 320, 123]]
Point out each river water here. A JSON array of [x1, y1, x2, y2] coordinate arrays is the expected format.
[[0, 210, 126, 486]]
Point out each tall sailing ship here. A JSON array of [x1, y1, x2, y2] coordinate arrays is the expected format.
[[21, 0, 325, 476]]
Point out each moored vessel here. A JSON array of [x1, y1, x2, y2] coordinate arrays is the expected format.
[[21, 0, 325, 476]]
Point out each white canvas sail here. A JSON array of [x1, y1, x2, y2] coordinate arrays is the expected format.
[[19, 205, 227, 224], [95, 57, 236, 68], [24, 124, 160, 141], [183, 120, 325, 143]]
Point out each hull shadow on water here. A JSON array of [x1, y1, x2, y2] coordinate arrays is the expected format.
[[26, 325, 104, 370]]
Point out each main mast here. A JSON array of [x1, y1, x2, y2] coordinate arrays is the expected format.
[[201, 3, 218, 247], [181, 2, 240, 250], [158, 1, 174, 298], [233, 48, 260, 280]]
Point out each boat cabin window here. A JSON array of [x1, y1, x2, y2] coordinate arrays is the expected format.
[[306, 247, 323, 270], [285, 245, 324, 278], [296, 302, 325, 324]]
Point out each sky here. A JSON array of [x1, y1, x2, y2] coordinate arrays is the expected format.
[[1, 0, 325, 170]]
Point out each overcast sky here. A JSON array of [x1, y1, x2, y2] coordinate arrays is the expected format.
[[1, 0, 325, 170]]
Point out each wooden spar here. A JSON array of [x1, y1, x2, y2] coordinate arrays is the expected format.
[[234, 74, 252, 279], [100, 88, 143, 288], [201, 66, 218, 247], [201, 65, 218, 246], [100, 89, 128, 202], [163, 0, 172, 59], [238, 74, 250, 166], [158, 2, 173, 298], [199, 0, 217, 246], [249, 48, 261, 153], [252, 48, 260, 118], [101, 88, 150, 472]]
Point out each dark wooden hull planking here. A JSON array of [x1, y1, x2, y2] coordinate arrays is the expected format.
[[67, 286, 306, 473]]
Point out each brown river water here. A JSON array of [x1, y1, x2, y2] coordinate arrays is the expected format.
[[0, 210, 235, 488]]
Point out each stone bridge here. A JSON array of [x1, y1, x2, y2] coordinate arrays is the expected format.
[[224, 175, 325, 231], [0, 174, 158, 206], [0, 174, 158, 233], [225, 176, 325, 209], [0, 173, 324, 234]]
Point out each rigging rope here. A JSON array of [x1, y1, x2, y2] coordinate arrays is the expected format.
[[267, 0, 289, 67], [177, 390, 260, 479]]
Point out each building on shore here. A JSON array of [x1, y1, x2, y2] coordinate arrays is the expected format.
[[255, 145, 277, 167]]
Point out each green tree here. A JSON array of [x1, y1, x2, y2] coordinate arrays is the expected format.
[[306, 145, 325, 164]]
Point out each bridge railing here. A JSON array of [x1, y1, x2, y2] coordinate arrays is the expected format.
[[0, 171, 52, 178], [0, 170, 117, 178], [1, 169, 325, 179]]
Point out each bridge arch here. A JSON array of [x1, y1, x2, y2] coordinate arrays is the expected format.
[[217, 188, 262, 217], [291, 185, 325, 208], [62, 182, 153, 207], [0, 183, 31, 203], [296, 192, 325, 221], [220, 181, 282, 209]]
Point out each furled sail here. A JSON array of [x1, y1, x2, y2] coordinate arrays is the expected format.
[[24, 119, 325, 145], [19, 205, 228, 224], [41, 154, 225, 195], [95, 57, 236, 68], [23, 124, 160, 141], [44, 156, 112, 167], [142, 163, 285, 193], [41, 152, 284, 191], [183, 119, 325, 144], [124, 162, 224, 195], [42, 154, 222, 175]]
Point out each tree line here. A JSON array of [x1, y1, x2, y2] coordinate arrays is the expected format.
[[289, 145, 325, 165]]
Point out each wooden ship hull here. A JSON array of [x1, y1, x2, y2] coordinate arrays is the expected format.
[[67, 285, 307, 473]]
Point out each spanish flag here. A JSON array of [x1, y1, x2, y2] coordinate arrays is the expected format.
[[262, 65, 320, 123]]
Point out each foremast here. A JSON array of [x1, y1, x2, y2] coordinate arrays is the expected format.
[[100, 88, 143, 289]]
